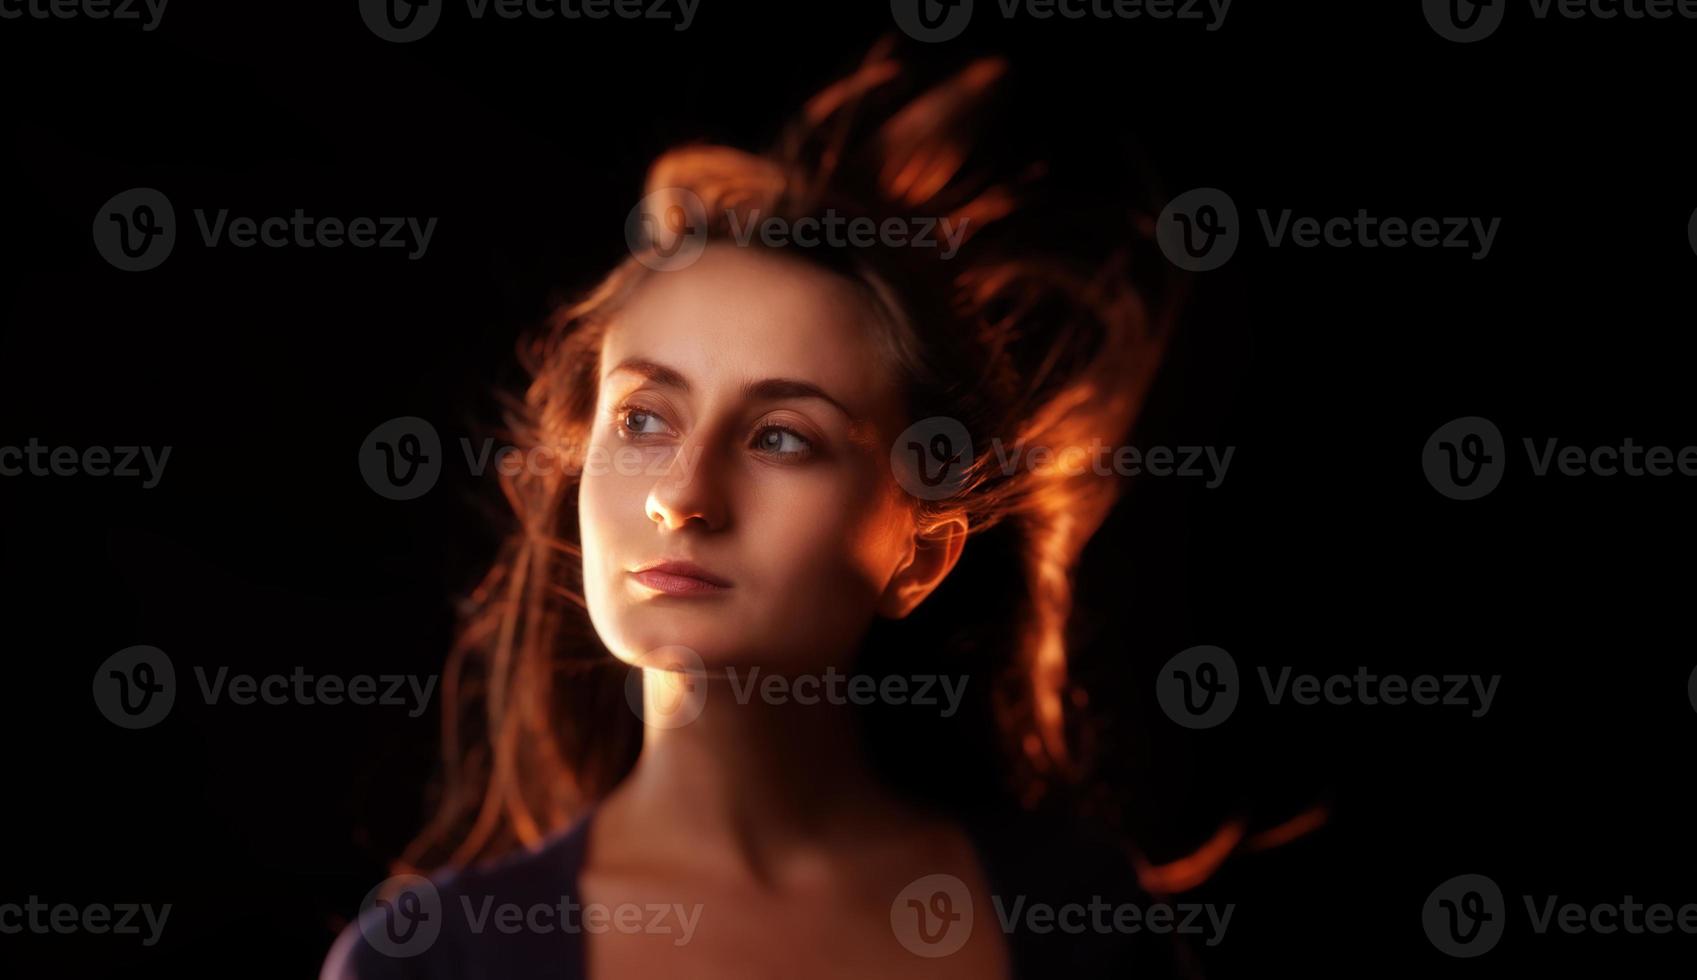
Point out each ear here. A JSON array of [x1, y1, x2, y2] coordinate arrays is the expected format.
[[877, 515, 969, 619]]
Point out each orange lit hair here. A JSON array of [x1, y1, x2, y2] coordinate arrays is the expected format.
[[403, 40, 1188, 876]]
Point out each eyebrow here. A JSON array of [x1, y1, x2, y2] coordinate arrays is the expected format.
[[607, 357, 859, 420]]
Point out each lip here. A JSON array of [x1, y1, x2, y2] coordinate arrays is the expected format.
[[629, 560, 733, 596]]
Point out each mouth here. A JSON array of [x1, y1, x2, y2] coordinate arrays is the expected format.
[[628, 560, 733, 596]]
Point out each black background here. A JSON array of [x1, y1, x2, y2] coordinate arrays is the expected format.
[[3, 1, 1693, 976]]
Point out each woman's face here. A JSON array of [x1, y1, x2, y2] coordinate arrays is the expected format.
[[579, 243, 920, 672]]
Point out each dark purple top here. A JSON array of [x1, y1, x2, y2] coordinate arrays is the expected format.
[[322, 806, 1184, 979]]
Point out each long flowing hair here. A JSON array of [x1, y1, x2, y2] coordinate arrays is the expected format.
[[400, 39, 1212, 879]]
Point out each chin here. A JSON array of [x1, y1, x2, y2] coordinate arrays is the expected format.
[[592, 602, 746, 669], [606, 615, 847, 680]]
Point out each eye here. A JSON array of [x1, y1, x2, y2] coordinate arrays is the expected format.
[[751, 425, 812, 459], [616, 404, 672, 438]]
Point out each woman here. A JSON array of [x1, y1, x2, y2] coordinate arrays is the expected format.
[[324, 39, 1186, 979]]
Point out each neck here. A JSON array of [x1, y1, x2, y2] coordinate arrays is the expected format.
[[594, 663, 913, 882]]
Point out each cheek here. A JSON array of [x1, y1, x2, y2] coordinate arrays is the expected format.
[[576, 459, 652, 657], [576, 469, 614, 643], [578, 428, 665, 560], [745, 466, 908, 621]]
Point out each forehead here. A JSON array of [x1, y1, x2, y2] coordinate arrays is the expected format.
[[601, 244, 901, 414]]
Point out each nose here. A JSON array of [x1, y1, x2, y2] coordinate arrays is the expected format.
[[645, 439, 727, 532]]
